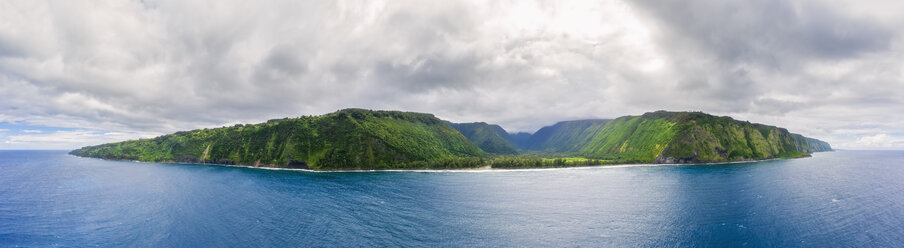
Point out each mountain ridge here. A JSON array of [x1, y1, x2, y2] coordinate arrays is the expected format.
[[72, 109, 832, 170], [71, 109, 486, 170]]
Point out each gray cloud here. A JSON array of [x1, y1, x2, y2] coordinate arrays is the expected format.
[[0, 0, 902, 149], [633, 0, 892, 65]]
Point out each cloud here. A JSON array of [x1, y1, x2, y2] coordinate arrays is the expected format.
[[1, 130, 156, 150], [617, 0, 904, 148], [854, 134, 904, 149], [0, 0, 902, 149], [633, 0, 892, 64], [22, 130, 42, 133]]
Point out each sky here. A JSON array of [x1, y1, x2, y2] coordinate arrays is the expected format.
[[1, 0, 903, 150]]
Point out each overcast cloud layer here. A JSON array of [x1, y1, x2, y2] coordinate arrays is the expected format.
[[1, 0, 903, 149]]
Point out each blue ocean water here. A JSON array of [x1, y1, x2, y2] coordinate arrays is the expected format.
[[1, 150, 903, 247]]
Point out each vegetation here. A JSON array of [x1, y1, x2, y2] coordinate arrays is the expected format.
[[448, 122, 519, 154], [526, 119, 611, 152], [647, 111, 830, 163], [577, 116, 678, 162], [71, 109, 832, 170], [805, 137, 832, 153], [490, 156, 609, 169], [71, 109, 486, 170]]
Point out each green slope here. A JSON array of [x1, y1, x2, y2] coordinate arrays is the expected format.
[[576, 115, 678, 162], [571, 111, 832, 163], [525, 119, 611, 153], [70, 109, 485, 170], [448, 122, 519, 154]]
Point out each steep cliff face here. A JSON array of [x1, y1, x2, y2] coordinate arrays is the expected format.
[[805, 137, 833, 153], [448, 122, 519, 154], [652, 112, 832, 163], [70, 109, 485, 170], [582, 111, 831, 164], [520, 111, 831, 164]]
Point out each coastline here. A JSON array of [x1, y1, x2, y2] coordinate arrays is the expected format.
[[69, 153, 821, 173]]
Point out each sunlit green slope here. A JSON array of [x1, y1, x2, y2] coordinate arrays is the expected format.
[[572, 111, 832, 163]]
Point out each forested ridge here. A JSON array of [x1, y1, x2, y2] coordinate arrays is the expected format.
[[71, 109, 485, 170], [72, 109, 831, 170]]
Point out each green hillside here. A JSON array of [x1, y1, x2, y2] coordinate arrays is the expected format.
[[448, 122, 519, 154], [525, 119, 611, 152], [572, 111, 832, 163], [70, 109, 485, 170], [71, 109, 832, 170]]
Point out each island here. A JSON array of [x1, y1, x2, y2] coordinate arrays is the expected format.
[[70, 109, 832, 170]]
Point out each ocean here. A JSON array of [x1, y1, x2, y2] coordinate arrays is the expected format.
[[1, 150, 903, 247]]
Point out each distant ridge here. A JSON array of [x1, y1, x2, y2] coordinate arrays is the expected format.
[[448, 122, 519, 154], [525, 119, 611, 153]]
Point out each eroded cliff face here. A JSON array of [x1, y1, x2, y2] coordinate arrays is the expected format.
[[805, 138, 833, 153], [521, 111, 833, 164], [643, 112, 830, 164], [654, 150, 701, 164]]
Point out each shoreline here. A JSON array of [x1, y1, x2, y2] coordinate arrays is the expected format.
[[69, 153, 820, 173]]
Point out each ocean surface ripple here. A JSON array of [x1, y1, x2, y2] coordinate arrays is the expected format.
[[1, 150, 903, 247]]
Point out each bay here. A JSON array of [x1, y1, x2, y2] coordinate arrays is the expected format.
[[1, 150, 903, 247]]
